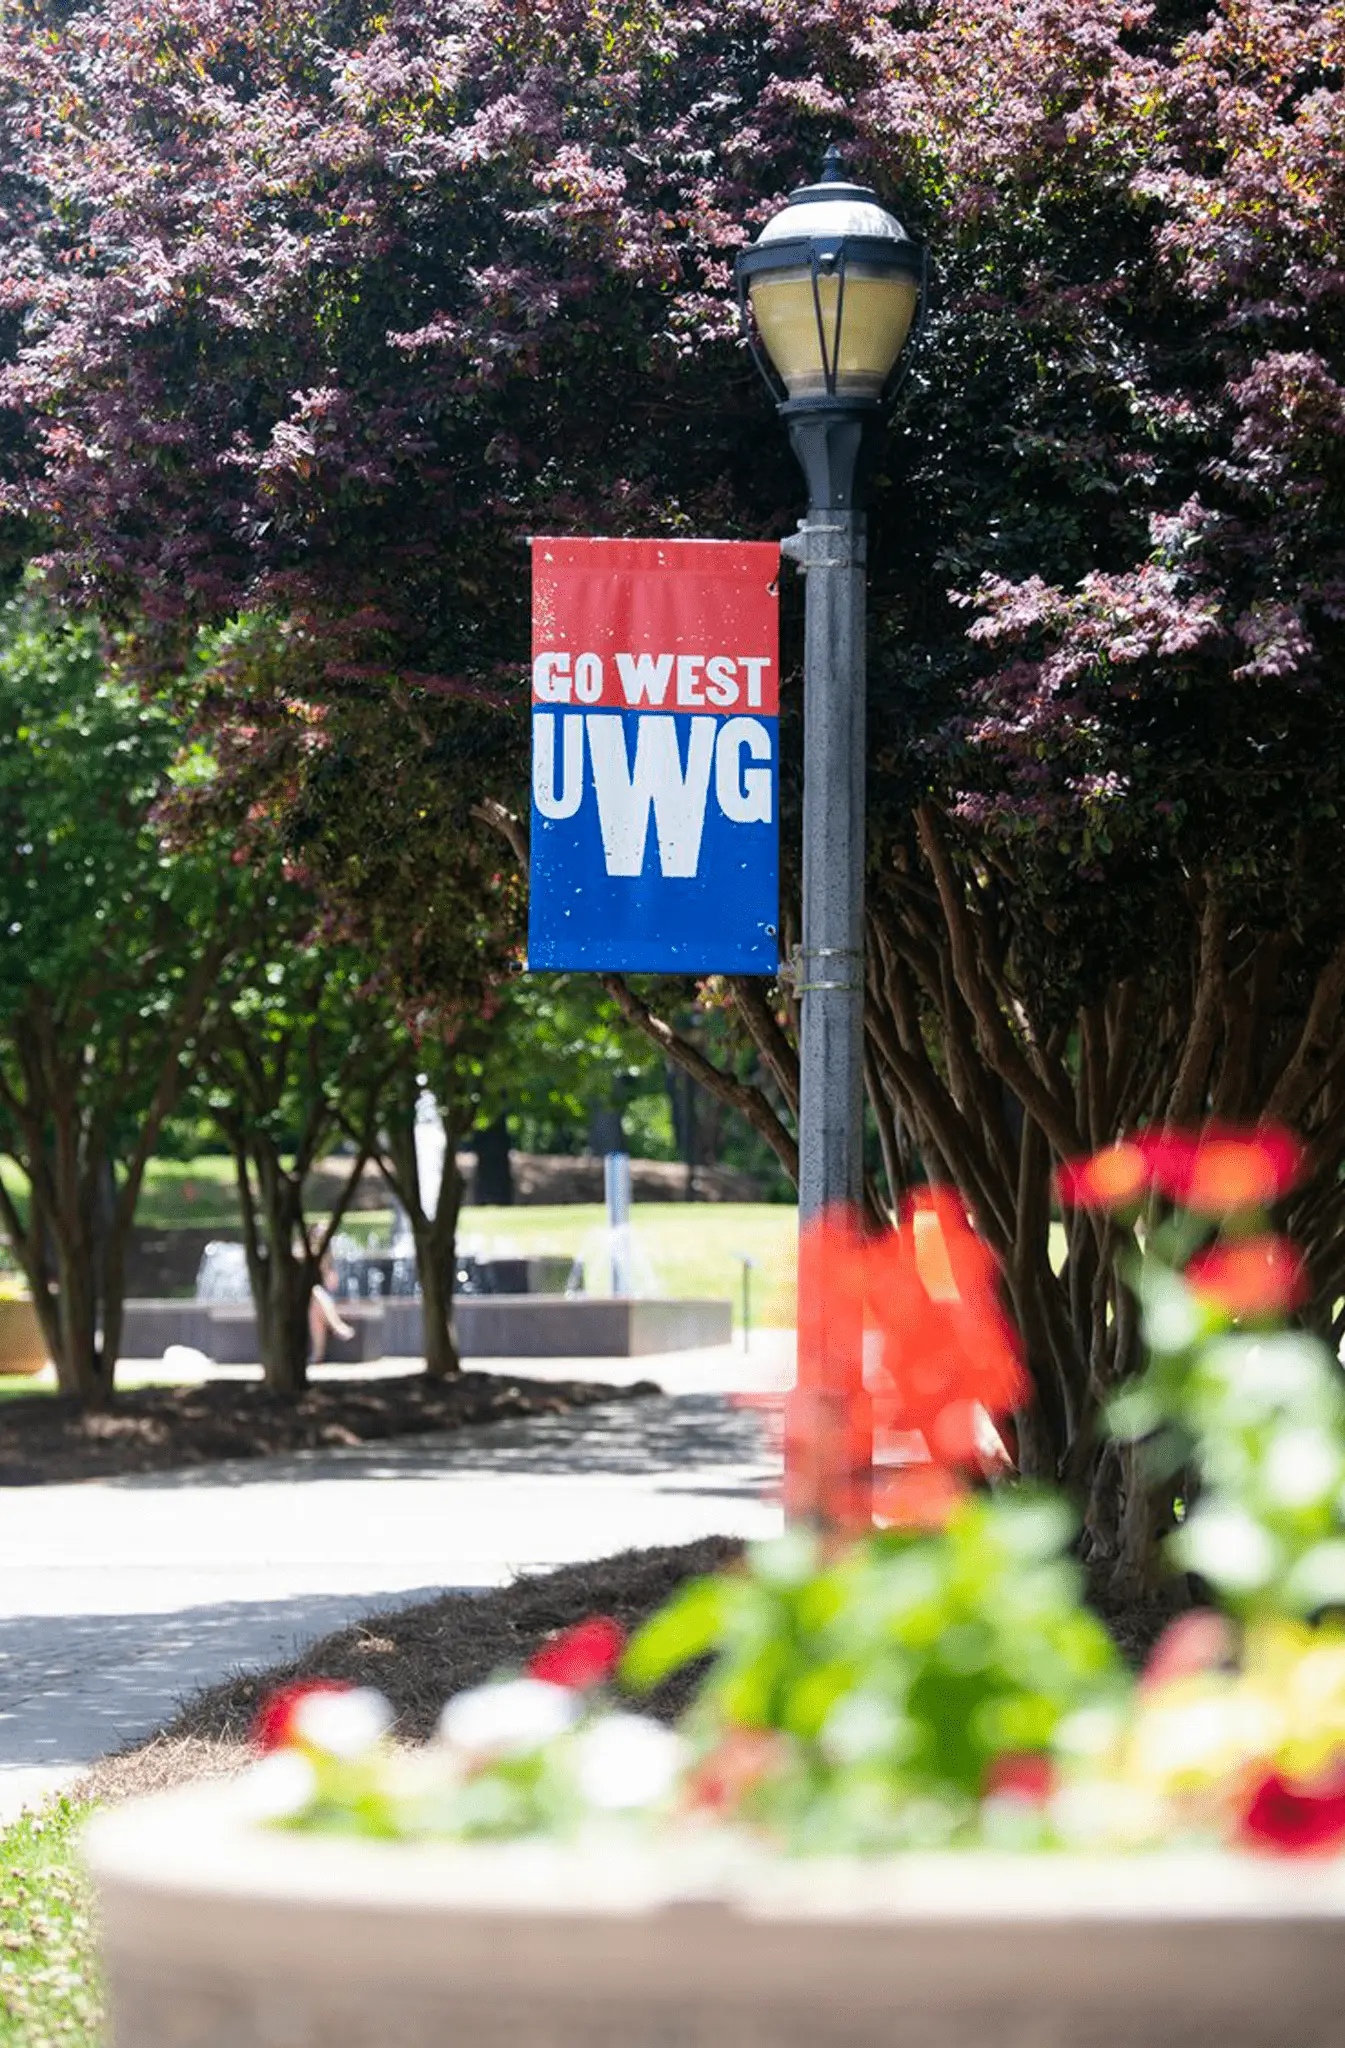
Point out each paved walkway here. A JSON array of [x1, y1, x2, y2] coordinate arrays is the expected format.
[[0, 1337, 790, 1822]]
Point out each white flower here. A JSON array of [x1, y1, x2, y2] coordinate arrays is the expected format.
[[1050, 1775, 1165, 1851], [292, 1687, 393, 1759], [1053, 1704, 1126, 1761], [439, 1678, 578, 1758], [1171, 1503, 1278, 1592], [821, 1691, 903, 1765], [574, 1714, 684, 1810], [1133, 1689, 1277, 1786], [239, 1751, 318, 1821], [1262, 1429, 1340, 1510]]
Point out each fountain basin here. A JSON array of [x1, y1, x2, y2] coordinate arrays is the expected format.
[[118, 1294, 732, 1362]]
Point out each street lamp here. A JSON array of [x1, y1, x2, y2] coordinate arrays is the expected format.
[[736, 147, 926, 1524]]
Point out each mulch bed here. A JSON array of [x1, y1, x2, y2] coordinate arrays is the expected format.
[[71, 1534, 1180, 1812], [162, 1535, 740, 1746], [0, 1372, 659, 1487], [77, 1537, 740, 1806]]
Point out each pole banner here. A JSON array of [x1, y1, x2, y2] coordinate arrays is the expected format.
[[527, 536, 780, 974]]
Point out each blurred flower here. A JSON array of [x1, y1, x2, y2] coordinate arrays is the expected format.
[[1239, 1766, 1345, 1855], [1145, 1125, 1304, 1213], [1187, 1236, 1307, 1318], [787, 1206, 871, 1532], [984, 1752, 1055, 1804], [291, 1687, 393, 1759], [790, 1195, 1026, 1533], [439, 1678, 579, 1758], [573, 1714, 683, 1810], [238, 1750, 318, 1821], [527, 1615, 626, 1689], [1130, 1676, 1278, 1790], [871, 1464, 966, 1530], [865, 1187, 1028, 1481], [1056, 1140, 1150, 1209], [252, 1680, 356, 1755], [684, 1728, 784, 1814], [1057, 1124, 1305, 1215], [1140, 1611, 1235, 1694]]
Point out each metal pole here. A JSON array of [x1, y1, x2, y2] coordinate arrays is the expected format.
[[790, 509, 867, 1222], [781, 470, 872, 1528]]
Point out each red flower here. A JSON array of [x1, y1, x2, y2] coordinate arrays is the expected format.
[[864, 1188, 1028, 1478], [787, 1207, 873, 1532], [791, 1196, 1026, 1532], [1056, 1125, 1306, 1216], [527, 1615, 625, 1689], [251, 1680, 353, 1754], [1144, 1125, 1304, 1213], [1186, 1236, 1307, 1319], [684, 1729, 783, 1815], [1239, 1765, 1345, 1856], [984, 1752, 1056, 1805], [871, 1464, 965, 1531], [1056, 1141, 1150, 1210]]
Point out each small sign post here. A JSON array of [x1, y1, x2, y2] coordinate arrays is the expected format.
[[528, 537, 780, 975]]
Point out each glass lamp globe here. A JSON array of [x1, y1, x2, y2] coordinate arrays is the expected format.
[[738, 148, 922, 406]]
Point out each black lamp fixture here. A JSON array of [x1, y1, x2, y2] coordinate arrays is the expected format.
[[735, 148, 928, 1527], [735, 145, 927, 509]]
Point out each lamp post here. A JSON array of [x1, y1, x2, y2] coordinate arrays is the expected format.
[[736, 148, 925, 1524]]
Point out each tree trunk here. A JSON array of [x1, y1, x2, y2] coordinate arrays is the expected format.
[[376, 1079, 467, 1379], [472, 1115, 513, 1205], [231, 1150, 315, 1397], [0, 1133, 127, 1409], [52, 1238, 114, 1408], [413, 1212, 462, 1376], [252, 1246, 315, 1397]]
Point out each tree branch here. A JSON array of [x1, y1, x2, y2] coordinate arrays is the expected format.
[[471, 799, 529, 874], [602, 974, 799, 1184]]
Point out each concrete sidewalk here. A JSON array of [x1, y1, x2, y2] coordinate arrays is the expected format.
[[0, 1379, 783, 1822]]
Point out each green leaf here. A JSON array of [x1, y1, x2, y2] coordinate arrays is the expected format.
[[1107, 1382, 1163, 1442], [621, 1577, 728, 1691]]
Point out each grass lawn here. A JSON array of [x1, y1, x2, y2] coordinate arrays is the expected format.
[[458, 1202, 797, 1326], [0, 1381, 51, 1404], [0, 1801, 100, 2046], [129, 1154, 241, 1229], [3, 1152, 801, 1328]]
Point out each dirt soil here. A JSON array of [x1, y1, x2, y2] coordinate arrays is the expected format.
[[76, 1537, 741, 1806], [0, 1373, 657, 1487]]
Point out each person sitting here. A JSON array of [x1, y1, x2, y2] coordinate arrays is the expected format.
[[308, 1256, 355, 1365]]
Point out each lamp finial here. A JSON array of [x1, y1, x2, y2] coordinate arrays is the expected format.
[[820, 143, 845, 184]]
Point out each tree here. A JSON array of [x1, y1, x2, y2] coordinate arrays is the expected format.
[[0, 592, 227, 1403], [199, 891, 402, 1396], [3, 0, 1343, 1595]]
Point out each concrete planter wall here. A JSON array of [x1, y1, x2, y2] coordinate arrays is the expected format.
[[87, 1784, 1345, 2048], [0, 1297, 47, 1375], [119, 1293, 732, 1363]]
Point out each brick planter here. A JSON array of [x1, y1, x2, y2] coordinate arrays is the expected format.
[[86, 1783, 1345, 2048]]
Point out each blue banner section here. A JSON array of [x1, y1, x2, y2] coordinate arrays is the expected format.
[[528, 708, 778, 972]]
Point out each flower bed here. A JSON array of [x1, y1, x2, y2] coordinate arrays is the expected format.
[[85, 1124, 1345, 2043]]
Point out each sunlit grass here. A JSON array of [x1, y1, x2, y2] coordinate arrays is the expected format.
[[459, 1202, 798, 1326], [0, 1800, 101, 2046], [5, 1153, 802, 1326]]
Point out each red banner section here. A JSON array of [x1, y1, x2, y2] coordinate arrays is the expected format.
[[531, 537, 780, 716]]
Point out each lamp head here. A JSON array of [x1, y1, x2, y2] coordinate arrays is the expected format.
[[736, 147, 924, 411]]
